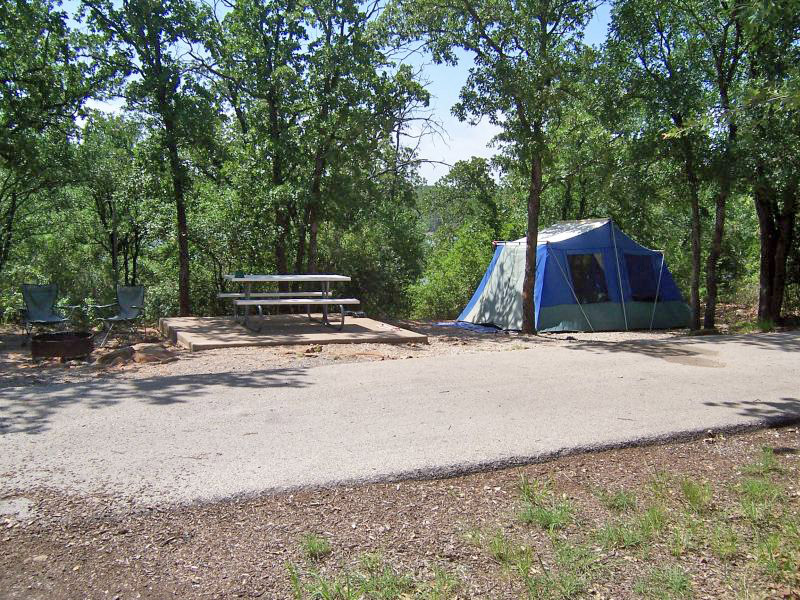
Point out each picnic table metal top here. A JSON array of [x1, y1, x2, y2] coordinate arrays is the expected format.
[[224, 274, 351, 283]]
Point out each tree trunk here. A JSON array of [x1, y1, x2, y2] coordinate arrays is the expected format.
[[687, 175, 702, 331], [674, 117, 702, 331], [308, 214, 319, 275], [754, 180, 777, 320], [123, 242, 130, 286], [132, 230, 141, 287], [110, 202, 119, 287], [267, 79, 291, 292], [703, 186, 727, 329], [292, 204, 309, 304], [770, 182, 797, 319], [294, 205, 309, 277], [701, 17, 742, 329], [742, 24, 798, 323], [0, 191, 18, 274], [175, 190, 191, 315], [522, 153, 542, 334], [704, 112, 736, 329], [162, 115, 191, 316]]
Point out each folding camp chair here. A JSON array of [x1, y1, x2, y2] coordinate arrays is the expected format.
[[90, 285, 145, 347], [21, 284, 77, 340]]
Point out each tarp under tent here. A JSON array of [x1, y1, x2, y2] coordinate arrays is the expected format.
[[457, 218, 690, 332]]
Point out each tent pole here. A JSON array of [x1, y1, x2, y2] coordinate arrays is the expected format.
[[552, 250, 595, 332], [610, 221, 628, 331], [649, 252, 666, 331]]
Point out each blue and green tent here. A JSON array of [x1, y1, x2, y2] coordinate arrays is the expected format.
[[458, 219, 690, 332]]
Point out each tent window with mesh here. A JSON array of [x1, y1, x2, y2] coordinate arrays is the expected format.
[[624, 253, 659, 301], [568, 253, 609, 304]]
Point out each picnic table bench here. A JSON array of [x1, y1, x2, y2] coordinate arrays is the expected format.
[[220, 274, 360, 331]]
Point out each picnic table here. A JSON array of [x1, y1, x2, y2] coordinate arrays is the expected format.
[[220, 274, 360, 331]]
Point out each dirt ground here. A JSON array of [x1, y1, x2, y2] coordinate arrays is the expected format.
[[0, 320, 681, 389], [1, 426, 798, 599]]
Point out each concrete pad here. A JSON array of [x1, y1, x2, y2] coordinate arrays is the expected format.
[[159, 315, 427, 351]]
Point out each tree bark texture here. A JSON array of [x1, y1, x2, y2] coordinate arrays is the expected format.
[[753, 167, 798, 322], [522, 153, 542, 333], [674, 117, 702, 331], [163, 116, 191, 316]]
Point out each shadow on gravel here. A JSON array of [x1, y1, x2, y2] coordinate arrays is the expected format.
[[0, 368, 310, 436], [702, 397, 800, 424], [563, 330, 800, 361]]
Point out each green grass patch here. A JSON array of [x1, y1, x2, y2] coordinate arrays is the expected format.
[[598, 487, 638, 513], [485, 529, 540, 582], [649, 470, 673, 499], [526, 568, 588, 600], [524, 541, 601, 600], [519, 501, 574, 532], [419, 566, 462, 600], [633, 565, 693, 599], [300, 533, 332, 561], [738, 478, 783, 503], [737, 477, 783, 525], [518, 475, 574, 532], [487, 530, 517, 567], [519, 474, 551, 505], [753, 528, 800, 584], [668, 515, 705, 557], [742, 447, 783, 476], [288, 554, 462, 599], [596, 504, 667, 551], [680, 478, 713, 514], [597, 520, 646, 549], [710, 524, 739, 560], [639, 505, 668, 536]]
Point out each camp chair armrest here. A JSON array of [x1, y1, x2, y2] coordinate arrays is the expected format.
[[87, 303, 117, 309]]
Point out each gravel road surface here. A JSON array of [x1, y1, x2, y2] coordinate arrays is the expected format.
[[1, 332, 799, 505]]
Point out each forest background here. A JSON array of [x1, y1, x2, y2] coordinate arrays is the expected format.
[[1, 0, 798, 331]]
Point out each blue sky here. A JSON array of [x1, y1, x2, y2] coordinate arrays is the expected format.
[[411, 3, 612, 183]]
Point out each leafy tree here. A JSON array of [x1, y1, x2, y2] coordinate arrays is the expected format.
[[0, 0, 108, 275], [409, 221, 495, 318], [0, 0, 107, 167], [735, 0, 800, 322], [420, 157, 499, 238], [205, 0, 307, 287], [81, 0, 216, 315], [678, 0, 745, 328], [609, 0, 710, 330], [75, 113, 157, 287], [301, 0, 429, 275], [389, 0, 596, 332], [205, 0, 429, 289]]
